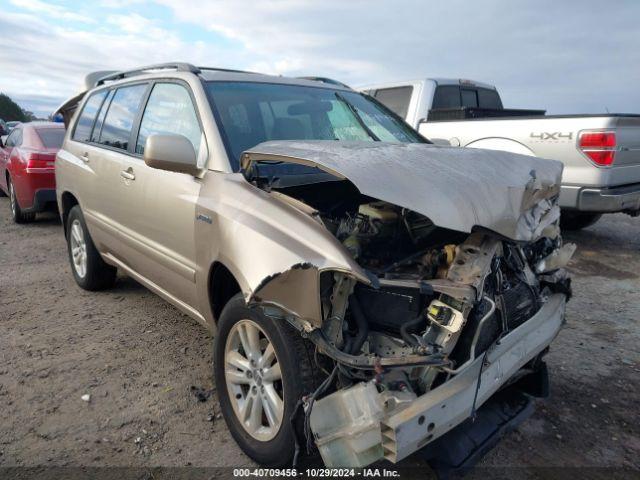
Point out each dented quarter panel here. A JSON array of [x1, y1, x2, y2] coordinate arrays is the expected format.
[[243, 141, 564, 242], [194, 172, 369, 331]]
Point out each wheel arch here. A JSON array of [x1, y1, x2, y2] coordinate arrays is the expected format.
[[465, 137, 536, 156], [208, 260, 243, 324], [60, 191, 79, 236]]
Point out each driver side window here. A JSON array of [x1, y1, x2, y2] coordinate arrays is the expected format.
[[136, 83, 202, 157]]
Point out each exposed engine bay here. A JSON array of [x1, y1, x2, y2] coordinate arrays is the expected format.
[[272, 181, 571, 374], [242, 142, 573, 467], [260, 178, 574, 467]]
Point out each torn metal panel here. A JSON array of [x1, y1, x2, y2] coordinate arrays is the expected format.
[[516, 198, 561, 241], [242, 141, 564, 241], [446, 233, 500, 299], [195, 173, 370, 328], [251, 262, 323, 329], [535, 243, 577, 273]]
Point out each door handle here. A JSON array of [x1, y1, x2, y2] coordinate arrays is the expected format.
[[80, 152, 89, 163], [120, 168, 135, 181]]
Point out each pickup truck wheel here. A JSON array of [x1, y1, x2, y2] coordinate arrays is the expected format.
[[560, 211, 602, 231], [214, 293, 320, 466], [8, 177, 35, 223], [66, 205, 117, 290]]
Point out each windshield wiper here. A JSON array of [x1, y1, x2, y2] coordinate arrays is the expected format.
[[334, 92, 380, 141]]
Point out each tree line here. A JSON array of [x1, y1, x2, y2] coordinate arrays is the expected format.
[[0, 93, 37, 122]]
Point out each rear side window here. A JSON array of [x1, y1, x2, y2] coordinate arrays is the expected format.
[[373, 86, 413, 119], [37, 128, 65, 148], [98, 84, 147, 151], [136, 83, 202, 155], [432, 86, 460, 109], [91, 90, 115, 143], [460, 89, 478, 108], [73, 90, 108, 142], [477, 88, 503, 109]]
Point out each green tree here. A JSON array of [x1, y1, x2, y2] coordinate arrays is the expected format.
[[0, 93, 28, 122]]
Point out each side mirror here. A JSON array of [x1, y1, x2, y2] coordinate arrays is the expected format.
[[143, 134, 200, 175]]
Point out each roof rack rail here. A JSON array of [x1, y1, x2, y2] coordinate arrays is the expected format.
[[197, 66, 259, 75], [96, 63, 201, 86], [298, 76, 351, 89]]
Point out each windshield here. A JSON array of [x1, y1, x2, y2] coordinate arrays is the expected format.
[[205, 81, 425, 172]]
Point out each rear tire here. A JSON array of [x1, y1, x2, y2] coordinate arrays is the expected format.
[[66, 205, 117, 290], [8, 177, 35, 223], [560, 211, 602, 231], [214, 293, 321, 467]]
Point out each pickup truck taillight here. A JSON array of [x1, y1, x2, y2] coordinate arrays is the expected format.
[[26, 152, 56, 172], [578, 131, 616, 166]]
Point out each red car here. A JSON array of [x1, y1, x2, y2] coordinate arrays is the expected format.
[[0, 122, 65, 223]]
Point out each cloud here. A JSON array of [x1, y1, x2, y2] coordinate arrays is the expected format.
[[9, 0, 95, 23], [1, 0, 640, 117], [154, 0, 640, 114], [99, 0, 147, 7], [0, 9, 236, 116]]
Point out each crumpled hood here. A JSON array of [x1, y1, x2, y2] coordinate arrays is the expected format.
[[242, 141, 564, 242]]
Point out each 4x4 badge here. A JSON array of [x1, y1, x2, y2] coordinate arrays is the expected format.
[[530, 132, 573, 140]]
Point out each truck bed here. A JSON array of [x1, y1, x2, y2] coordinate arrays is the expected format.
[[419, 114, 640, 213], [427, 107, 546, 121], [427, 113, 640, 122]]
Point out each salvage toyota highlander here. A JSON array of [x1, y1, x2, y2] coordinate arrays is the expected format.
[[54, 63, 574, 468]]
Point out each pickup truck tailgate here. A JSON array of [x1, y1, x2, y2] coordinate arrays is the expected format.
[[612, 116, 640, 167]]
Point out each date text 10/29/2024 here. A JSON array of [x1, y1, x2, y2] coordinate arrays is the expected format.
[[233, 468, 401, 478]]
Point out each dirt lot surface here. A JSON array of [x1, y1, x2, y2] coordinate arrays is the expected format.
[[1, 197, 639, 478]]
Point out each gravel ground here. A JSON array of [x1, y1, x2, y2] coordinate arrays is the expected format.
[[0, 197, 638, 478]]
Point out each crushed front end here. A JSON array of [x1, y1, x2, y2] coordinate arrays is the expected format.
[[241, 141, 573, 468], [305, 226, 571, 467]]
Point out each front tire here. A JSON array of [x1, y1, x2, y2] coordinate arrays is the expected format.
[[214, 293, 320, 466], [560, 210, 602, 231], [66, 205, 116, 290], [8, 177, 35, 223]]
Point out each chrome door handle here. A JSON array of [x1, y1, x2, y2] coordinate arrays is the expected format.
[[80, 152, 89, 163], [120, 169, 135, 181]]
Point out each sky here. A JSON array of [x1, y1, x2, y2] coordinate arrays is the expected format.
[[1, 0, 639, 118]]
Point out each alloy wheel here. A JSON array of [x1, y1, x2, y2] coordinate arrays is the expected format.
[[224, 319, 284, 441], [70, 219, 88, 278]]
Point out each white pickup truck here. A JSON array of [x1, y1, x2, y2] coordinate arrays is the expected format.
[[359, 79, 640, 229]]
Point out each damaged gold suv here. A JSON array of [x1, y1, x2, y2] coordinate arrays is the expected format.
[[55, 63, 574, 468]]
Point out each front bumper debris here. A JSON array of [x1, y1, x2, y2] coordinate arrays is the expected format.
[[310, 294, 566, 467], [420, 382, 538, 477]]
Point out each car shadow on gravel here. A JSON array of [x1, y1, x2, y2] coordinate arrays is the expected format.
[[565, 229, 638, 253], [17, 211, 61, 228], [110, 276, 147, 294]]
